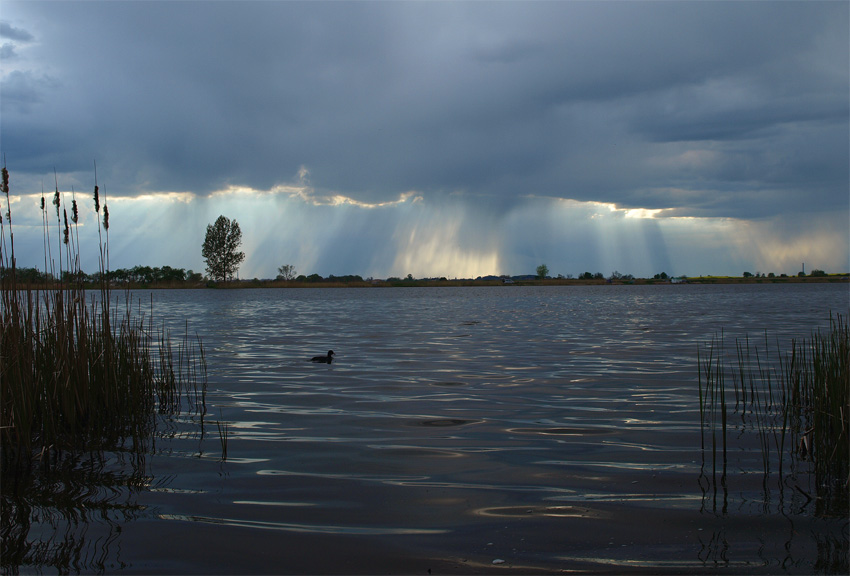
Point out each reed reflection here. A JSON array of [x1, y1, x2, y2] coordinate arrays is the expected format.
[[697, 317, 849, 574], [1, 449, 150, 573]]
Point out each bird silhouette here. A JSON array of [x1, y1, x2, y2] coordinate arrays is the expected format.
[[311, 350, 334, 363]]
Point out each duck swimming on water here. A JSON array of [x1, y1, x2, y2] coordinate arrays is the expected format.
[[311, 350, 334, 363]]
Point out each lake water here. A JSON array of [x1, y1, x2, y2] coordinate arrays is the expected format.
[[6, 283, 849, 573]]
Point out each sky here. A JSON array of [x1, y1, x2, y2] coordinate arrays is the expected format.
[[1, 1, 848, 280]]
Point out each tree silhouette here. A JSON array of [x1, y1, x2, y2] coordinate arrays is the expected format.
[[277, 264, 297, 281], [202, 215, 245, 282], [536, 264, 549, 279]]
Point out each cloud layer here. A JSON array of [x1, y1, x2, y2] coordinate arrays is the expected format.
[[1, 1, 847, 278]]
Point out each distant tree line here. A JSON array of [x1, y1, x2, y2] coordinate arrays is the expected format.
[[108, 266, 204, 284], [743, 269, 827, 278], [294, 273, 365, 283], [3, 264, 839, 287], [2, 265, 204, 286]]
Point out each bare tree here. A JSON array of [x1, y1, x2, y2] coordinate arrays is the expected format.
[[277, 264, 297, 281]]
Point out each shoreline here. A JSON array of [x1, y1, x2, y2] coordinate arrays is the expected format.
[[9, 274, 848, 290]]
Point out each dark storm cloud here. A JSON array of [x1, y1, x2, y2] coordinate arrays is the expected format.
[[1, 1, 847, 221], [0, 21, 33, 42]]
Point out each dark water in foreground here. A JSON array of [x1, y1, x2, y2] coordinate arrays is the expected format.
[[6, 284, 849, 573]]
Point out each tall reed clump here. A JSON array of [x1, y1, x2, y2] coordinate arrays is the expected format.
[[0, 164, 206, 472], [699, 315, 849, 515], [697, 332, 729, 511]]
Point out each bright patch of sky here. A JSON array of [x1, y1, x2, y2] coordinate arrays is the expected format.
[[1, 1, 847, 278]]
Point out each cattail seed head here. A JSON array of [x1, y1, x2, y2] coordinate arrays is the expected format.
[[63, 209, 69, 244], [2, 166, 9, 195], [40, 196, 45, 210], [93, 185, 100, 213], [71, 199, 79, 223], [103, 204, 109, 230]]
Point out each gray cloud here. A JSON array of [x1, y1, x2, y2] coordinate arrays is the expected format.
[[0, 21, 33, 42], [0, 43, 17, 59], [0, 1, 847, 278]]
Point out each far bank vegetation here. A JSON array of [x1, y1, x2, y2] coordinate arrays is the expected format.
[[4, 267, 847, 289]]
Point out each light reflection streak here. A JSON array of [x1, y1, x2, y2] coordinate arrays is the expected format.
[[473, 505, 610, 519], [548, 493, 704, 505], [596, 440, 693, 452], [158, 514, 448, 535], [233, 500, 315, 507], [507, 427, 613, 436], [364, 445, 468, 458], [537, 460, 700, 472], [556, 556, 751, 569], [256, 468, 581, 497]]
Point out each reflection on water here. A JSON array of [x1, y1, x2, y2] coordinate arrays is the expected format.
[[4, 284, 848, 573], [1, 449, 149, 572]]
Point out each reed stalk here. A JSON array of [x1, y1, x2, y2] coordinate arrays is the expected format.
[[216, 410, 229, 461], [0, 165, 206, 473], [698, 315, 850, 515]]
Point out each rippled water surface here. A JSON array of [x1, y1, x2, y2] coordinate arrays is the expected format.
[[11, 284, 850, 573]]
